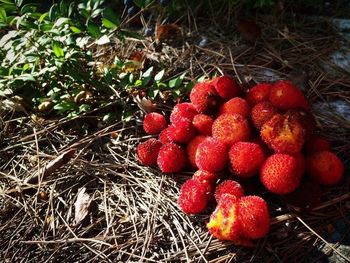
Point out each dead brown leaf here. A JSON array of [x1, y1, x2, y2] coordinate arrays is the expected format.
[[74, 187, 92, 226]]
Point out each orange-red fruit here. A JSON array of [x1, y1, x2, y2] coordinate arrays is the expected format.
[[167, 121, 196, 144], [186, 135, 207, 169], [269, 80, 309, 111], [212, 114, 251, 146], [143, 112, 167, 134], [219, 98, 250, 118], [159, 127, 172, 144], [137, 138, 162, 166], [214, 180, 244, 202], [229, 142, 266, 178], [157, 143, 186, 173], [170, 102, 198, 124], [193, 170, 219, 185], [190, 82, 221, 113], [306, 151, 344, 185], [193, 170, 219, 194], [178, 179, 209, 214], [207, 194, 241, 241], [261, 113, 305, 154], [251, 101, 278, 130], [238, 196, 270, 239], [260, 154, 303, 194], [246, 83, 272, 106], [196, 137, 228, 172], [211, 75, 241, 99], [304, 135, 331, 155], [192, 114, 214, 135]]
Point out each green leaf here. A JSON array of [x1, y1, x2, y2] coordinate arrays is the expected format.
[[142, 66, 153, 78], [0, 8, 7, 23], [102, 18, 116, 29], [103, 8, 119, 26], [15, 0, 23, 6], [60, 0, 68, 16], [154, 69, 165, 82], [21, 4, 36, 14], [168, 73, 185, 89], [87, 20, 101, 38], [53, 17, 70, 28], [38, 12, 48, 23], [49, 4, 58, 21], [0, 0, 14, 4], [70, 26, 81, 34], [54, 101, 77, 113], [52, 41, 64, 57]]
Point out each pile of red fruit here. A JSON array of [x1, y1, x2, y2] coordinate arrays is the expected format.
[[136, 75, 345, 246]]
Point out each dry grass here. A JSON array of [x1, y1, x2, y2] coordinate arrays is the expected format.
[[1, 6, 350, 263]]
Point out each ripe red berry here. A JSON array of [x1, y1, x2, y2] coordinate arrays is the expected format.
[[143, 112, 167, 134], [170, 102, 198, 124], [178, 179, 209, 214], [212, 114, 251, 146], [214, 180, 244, 202], [229, 142, 266, 178], [261, 113, 305, 154], [306, 151, 344, 185], [186, 135, 207, 169], [192, 114, 214, 135], [218, 97, 250, 118], [251, 101, 278, 130], [269, 80, 308, 111], [246, 83, 272, 106], [195, 137, 228, 172], [238, 196, 270, 239], [190, 82, 221, 113], [157, 143, 187, 173], [137, 138, 162, 166], [260, 154, 303, 194], [167, 121, 196, 144], [211, 75, 241, 99]]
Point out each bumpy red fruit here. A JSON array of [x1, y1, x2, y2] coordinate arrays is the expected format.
[[178, 179, 209, 214], [207, 194, 241, 241], [143, 112, 167, 134], [306, 151, 344, 185], [304, 135, 331, 155], [229, 142, 266, 178], [159, 127, 172, 144], [137, 138, 162, 166], [193, 170, 219, 185], [211, 75, 241, 99], [215, 180, 244, 202], [167, 121, 196, 144], [186, 135, 207, 169], [251, 101, 278, 130], [190, 82, 221, 113], [196, 137, 228, 172], [157, 143, 186, 173], [261, 113, 305, 154], [192, 114, 214, 135], [238, 196, 270, 239], [246, 83, 272, 106], [269, 80, 309, 110], [170, 102, 198, 124], [260, 154, 303, 194], [219, 97, 250, 118], [212, 114, 251, 146], [193, 170, 219, 195]]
